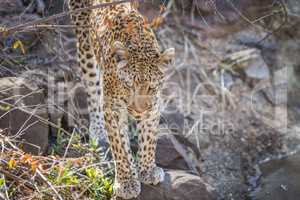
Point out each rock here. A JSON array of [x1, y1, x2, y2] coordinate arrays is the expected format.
[[161, 105, 185, 133], [0, 77, 49, 155], [242, 50, 270, 80], [288, 66, 300, 116], [223, 72, 234, 89], [0, 0, 24, 14], [141, 170, 217, 200], [245, 60, 270, 80], [35, 0, 46, 14], [131, 132, 200, 173], [156, 133, 200, 173], [55, 82, 93, 135], [250, 152, 300, 200], [221, 49, 270, 80], [287, 0, 300, 15], [262, 67, 288, 106], [114, 170, 217, 200]]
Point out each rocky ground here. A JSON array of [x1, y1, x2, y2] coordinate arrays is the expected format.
[[0, 0, 300, 200], [250, 152, 300, 200]]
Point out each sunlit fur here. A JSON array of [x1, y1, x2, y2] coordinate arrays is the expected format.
[[69, 1, 174, 199]]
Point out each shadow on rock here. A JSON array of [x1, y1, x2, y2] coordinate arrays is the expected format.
[[114, 170, 217, 200]]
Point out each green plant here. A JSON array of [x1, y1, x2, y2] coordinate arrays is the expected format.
[[48, 165, 79, 186], [85, 167, 113, 200], [0, 178, 5, 187], [45, 161, 113, 199]]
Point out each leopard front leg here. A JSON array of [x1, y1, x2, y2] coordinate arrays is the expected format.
[[137, 109, 164, 185], [68, 0, 106, 145], [104, 106, 141, 199]]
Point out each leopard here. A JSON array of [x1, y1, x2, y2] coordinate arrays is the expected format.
[[68, 0, 175, 199]]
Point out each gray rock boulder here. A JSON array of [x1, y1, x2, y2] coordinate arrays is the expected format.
[[156, 133, 201, 174], [251, 152, 300, 200], [114, 170, 217, 200], [140, 170, 217, 200], [141, 170, 216, 200], [0, 77, 49, 155]]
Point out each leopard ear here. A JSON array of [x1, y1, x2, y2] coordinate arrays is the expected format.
[[113, 41, 128, 68], [160, 48, 175, 65]]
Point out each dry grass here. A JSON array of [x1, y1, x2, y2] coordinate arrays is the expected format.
[[0, 128, 114, 200]]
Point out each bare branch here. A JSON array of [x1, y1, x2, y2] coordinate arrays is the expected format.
[[0, 0, 141, 37]]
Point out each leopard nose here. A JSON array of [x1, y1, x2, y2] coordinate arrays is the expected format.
[[132, 102, 151, 113], [137, 104, 150, 113]]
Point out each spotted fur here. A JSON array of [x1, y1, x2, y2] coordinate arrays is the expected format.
[[68, 0, 174, 199]]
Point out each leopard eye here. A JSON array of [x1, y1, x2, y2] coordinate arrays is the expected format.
[[115, 54, 122, 63]]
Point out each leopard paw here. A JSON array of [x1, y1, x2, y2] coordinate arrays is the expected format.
[[114, 179, 141, 199], [139, 166, 165, 185]]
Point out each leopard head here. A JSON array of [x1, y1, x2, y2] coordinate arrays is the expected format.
[[112, 41, 175, 114]]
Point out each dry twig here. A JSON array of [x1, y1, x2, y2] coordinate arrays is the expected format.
[[0, 0, 141, 37]]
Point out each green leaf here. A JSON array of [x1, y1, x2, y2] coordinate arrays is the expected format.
[[0, 178, 5, 187]]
